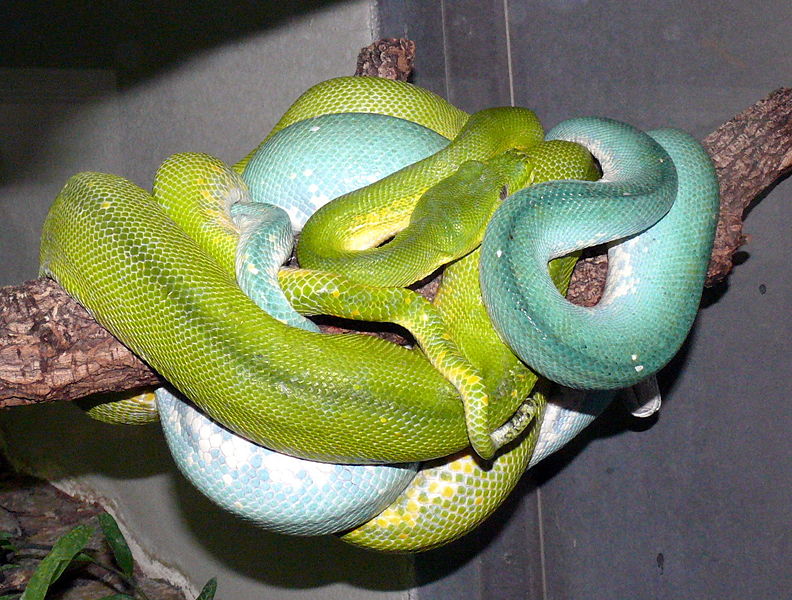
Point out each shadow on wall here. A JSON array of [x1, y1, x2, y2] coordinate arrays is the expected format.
[[2, 0, 348, 87], [530, 320, 697, 488], [171, 472, 416, 591], [0, 0, 362, 280]]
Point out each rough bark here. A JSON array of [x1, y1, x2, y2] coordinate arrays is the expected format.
[[702, 87, 792, 284], [355, 37, 416, 81], [1, 39, 791, 407], [0, 279, 162, 406]]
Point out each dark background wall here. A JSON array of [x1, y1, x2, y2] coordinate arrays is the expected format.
[[378, 2, 792, 599]]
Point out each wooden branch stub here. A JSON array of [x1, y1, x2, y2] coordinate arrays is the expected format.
[[702, 87, 792, 284], [355, 38, 416, 80], [0, 279, 162, 406], [565, 253, 609, 307]]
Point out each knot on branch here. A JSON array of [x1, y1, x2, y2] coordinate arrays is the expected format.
[[355, 38, 416, 81]]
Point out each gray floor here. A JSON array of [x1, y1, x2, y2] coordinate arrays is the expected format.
[[379, 2, 792, 599]]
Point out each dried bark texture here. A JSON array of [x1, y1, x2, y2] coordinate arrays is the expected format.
[[0, 279, 162, 406], [0, 40, 791, 407], [702, 87, 792, 284], [355, 38, 416, 80], [565, 252, 609, 307]]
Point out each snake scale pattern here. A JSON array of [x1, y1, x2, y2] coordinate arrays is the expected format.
[[39, 76, 718, 552]]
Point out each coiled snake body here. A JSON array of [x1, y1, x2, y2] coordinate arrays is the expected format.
[[39, 77, 718, 552]]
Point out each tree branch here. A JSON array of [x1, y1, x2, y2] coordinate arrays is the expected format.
[[566, 87, 792, 306], [702, 87, 792, 283], [1, 39, 791, 407], [0, 279, 161, 406]]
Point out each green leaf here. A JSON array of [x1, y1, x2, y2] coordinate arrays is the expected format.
[[20, 525, 93, 600], [196, 577, 217, 600], [71, 550, 94, 564], [0, 531, 18, 552], [97, 513, 134, 578], [0, 594, 21, 600]]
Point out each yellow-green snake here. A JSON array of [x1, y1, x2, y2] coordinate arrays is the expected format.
[[39, 76, 718, 552]]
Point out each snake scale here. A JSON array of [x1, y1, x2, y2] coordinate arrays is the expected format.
[[39, 76, 718, 552]]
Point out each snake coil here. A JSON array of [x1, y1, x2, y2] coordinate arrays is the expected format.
[[39, 77, 718, 552]]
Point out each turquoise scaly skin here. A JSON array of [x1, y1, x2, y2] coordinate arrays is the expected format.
[[481, 120, 719, 390], [38, 77, 719, 552]]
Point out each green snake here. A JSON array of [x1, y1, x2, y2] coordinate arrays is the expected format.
[[39, 76, 718, 552]]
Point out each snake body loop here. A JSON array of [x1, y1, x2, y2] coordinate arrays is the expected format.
[[39, 76, 719, 552], [154, 151, 427, 535], [481, 120, 719, 390], [295, 107, 543, 283]]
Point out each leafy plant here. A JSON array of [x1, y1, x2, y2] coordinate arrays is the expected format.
[[20, 525, 93, 600], [1, 513, 215, 600]]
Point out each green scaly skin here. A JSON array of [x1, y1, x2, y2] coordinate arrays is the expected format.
[[40, 171, 469, 464], [296, 106, 543, 282], [39, 76, 600, 552], [336, 143, 598, 552], [233, 77, 469, 174], [39, 78, 554, 463]]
